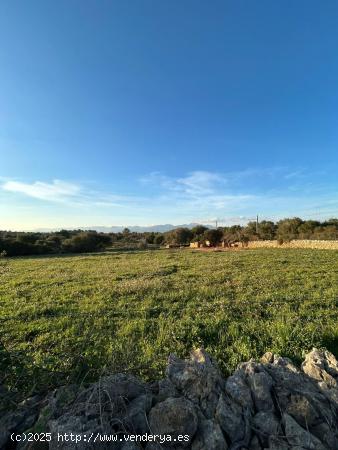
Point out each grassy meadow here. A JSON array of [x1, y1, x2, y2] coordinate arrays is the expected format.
[[1, 248, 338, 398]]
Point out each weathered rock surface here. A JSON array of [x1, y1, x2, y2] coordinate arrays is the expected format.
[[0, 347, 337, 449], [149, 397, 198, 447]]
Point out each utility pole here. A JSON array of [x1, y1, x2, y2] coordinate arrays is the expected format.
[[256, 214, 259, 233], [215, 219, 218, 229]]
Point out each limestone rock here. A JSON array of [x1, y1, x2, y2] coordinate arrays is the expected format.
[[252, 411, 280, 447], [124, 393, 152, 434], [167, 348, 225, 418], [225, 369, 253, 411], [248, 435, 262, 450], [191, 419, 227, 450], [302, 348, 338, 386], [247, 370, 274, 412], [149, 397, 198, 447], [282, 413, 326, 450], [1, 347, 338, 450], [155, 378, 179, 403], [285, 394, 318, 428], [215, 393, 245, 442], [310, 421, 338, 450]]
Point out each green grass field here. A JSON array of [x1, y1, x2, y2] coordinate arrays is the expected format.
[[1, 248, 337, 398]]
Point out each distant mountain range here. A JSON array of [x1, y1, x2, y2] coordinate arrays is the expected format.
[[33, 223, 206, 233]]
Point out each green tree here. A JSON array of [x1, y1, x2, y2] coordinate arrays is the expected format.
[[203, 228, 223, 246], [166, 228, 192, 245], [154, 234, 165, 245], [62, 232, 110, 253], [257, 221, 276, 240], [313, 225, 338, 240], [191, 225, 208, 240], [145, 232, 156, 244], [323, 218, 338, 228], [244, 222, 259, 240], [297, 220, 320, 239], [276, 218, 303, 243], [222, 225, 244, 244]]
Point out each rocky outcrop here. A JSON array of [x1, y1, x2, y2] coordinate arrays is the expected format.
[[1, 348, 337, 449]]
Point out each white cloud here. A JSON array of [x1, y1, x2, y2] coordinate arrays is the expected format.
[[177, 171, 225, 196], [1, 179, 146, 209], [1, 167, 337, 229], [141, 168, 303, 198], [3, 179, 81, 202], [141, 170, 226, 197], [139, 171, 259, 219]]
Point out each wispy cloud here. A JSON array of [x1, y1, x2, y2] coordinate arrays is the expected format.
[[139, 167, 338, 221], [284, 169, 305, 180], [1, 166, 337, 229], [141, 170, 227, 196], [3, 180, 81, 202], [140, 170, 257, 215], [141, 167, 308, 197], [177, 171, 225, 196], [1, 178, 151, 211]]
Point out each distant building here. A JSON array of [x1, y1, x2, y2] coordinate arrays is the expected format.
[[189, 240, 211, 248], [190, 241, 202, 248], [189, 239, 246, 249]]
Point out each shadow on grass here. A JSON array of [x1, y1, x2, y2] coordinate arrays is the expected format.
[[0, 340, 99, 409], [5, 247, 163, 261], [322, 334, 338, 358]]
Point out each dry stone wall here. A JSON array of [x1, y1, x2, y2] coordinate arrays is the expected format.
[[1, 348, 338, 449], [247, 239, 338, 250]]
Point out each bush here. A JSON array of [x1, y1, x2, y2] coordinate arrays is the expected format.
[[203, 229, 223, 246], [165, 228, 193, 245], [154, 234, 165, 245], [62, 232, 111, 253]]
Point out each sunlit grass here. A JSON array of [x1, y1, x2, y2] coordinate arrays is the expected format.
[[1, 248, 337, 398]]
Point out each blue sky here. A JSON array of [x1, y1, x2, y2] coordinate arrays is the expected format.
[[1, 1, 337, 230]]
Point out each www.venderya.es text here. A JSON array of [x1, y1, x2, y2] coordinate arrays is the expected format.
[[11, 432, 191, 444]]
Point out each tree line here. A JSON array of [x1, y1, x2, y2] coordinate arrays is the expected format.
[[1, 217, 338, 256], [165, 218, 338, 246]]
